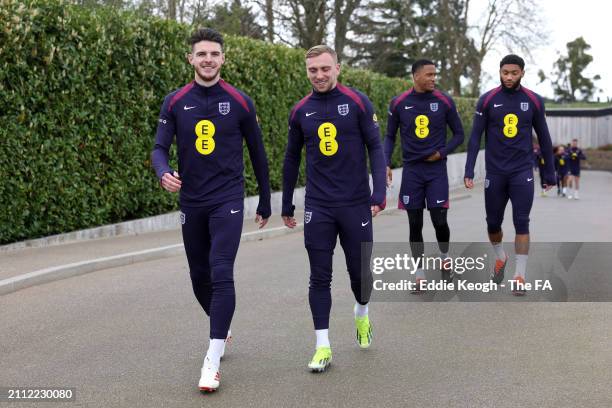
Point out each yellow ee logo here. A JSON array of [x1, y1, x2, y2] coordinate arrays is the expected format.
[[195, 119, 216, 155], [560, 159, 565, 166], [415, 114, 430, 139], [503, 113, 518, 138], [317, 122, 338, 156]]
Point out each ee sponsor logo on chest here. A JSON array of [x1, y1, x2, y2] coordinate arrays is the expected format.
[[317, 122, 339, 156], [195, 120, 216, 155], [503, 113, 519, 138], [415, 115, 430, 139]]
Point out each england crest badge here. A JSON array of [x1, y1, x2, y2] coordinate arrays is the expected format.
[[304, 211, 312, 224], [338, 104, 349, 116], [430, 102, 439, 112], [520, 102, 529, 111], [219, 102, 231, 115]]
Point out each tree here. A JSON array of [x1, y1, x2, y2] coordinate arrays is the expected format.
[[276, 0, 330, 49], [333, 0, 361, 61], [550, 37, 601, 102], [348, 0, 430, 78], [194, 0, 265, 40], [468, 0, 547, 96]]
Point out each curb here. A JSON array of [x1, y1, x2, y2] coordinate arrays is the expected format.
[[0, 194, 472, 296], [0, 224, 304, 296]]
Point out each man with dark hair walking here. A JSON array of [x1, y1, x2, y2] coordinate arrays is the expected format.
[[151, 28, 271, 391], [464, 54, 555, 296], [383, 59, 464, 290]]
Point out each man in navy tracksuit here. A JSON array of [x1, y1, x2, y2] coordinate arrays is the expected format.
[[554, 145, 570, 196], [464, 54, 555, 296], [567, 138, 587, 199], [533, 142, 549, 196], [282, 45, 386, 372], [151, 28, 271, 391], [383, 59, 464, 288]]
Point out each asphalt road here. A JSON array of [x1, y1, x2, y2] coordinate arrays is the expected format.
[[1, 171, 611, 407]]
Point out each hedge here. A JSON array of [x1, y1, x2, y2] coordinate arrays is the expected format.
[[0, 0, 477, 244]]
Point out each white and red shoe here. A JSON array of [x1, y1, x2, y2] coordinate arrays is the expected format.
[[199, 357, 220, 392]]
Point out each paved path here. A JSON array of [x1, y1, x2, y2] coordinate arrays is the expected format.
[[1, 171, 611, 407]]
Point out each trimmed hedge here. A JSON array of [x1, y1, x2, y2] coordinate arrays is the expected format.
[[0, 0, 476, 244]]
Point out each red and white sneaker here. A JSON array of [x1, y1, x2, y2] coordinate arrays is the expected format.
[[511, 276, 527, 296], [199, 357, 220, 392]]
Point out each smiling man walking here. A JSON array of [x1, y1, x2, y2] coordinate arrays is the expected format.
[[282, 45, 386, 372], [151, 28, 271, 392]]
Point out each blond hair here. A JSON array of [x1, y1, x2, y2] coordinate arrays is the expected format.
[[305, 45, 338, 63]]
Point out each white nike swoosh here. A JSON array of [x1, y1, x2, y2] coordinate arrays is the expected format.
[[361, 221, 369, 227], [405, 106, 414, 110], [184, 106, 196, 110], [230, 209, 241, 214], [436, 200, 445, 204], [494, 104, 503, 108], [305, 112, 316, 117], [527, 178, 533, 182], [475, 111, 483, 116]]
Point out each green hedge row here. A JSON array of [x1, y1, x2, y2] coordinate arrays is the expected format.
[[0, 0, 476, 244]]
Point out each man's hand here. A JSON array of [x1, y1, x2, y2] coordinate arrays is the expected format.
[[425, 151, 441, 162], [464, 177, 474, 189], [386, 166, 393, 187], [282, 215, 297, 229], [371, 205, 382, 217], [161, 171, 182, 192], [255, 214, 269, 229]]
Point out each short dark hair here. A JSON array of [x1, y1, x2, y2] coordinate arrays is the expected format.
[[411, 59, 435, 75], [500, 54, 525, 70], [188, 28, 224, 51]]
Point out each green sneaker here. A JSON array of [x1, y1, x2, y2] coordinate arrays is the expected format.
[[355, 315, 372, 349], [308, 346, 332, 372]]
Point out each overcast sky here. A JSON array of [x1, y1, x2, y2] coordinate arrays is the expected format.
[[469, 0, 610, 101]]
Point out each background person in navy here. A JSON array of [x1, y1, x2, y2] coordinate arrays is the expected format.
[[383, 59, 464, 288], [151, 28, 271, 392], [532, 141, 548, 197], [567, 138, 587, 199], [281, 45, 386, 372], [464, 54, 555, 296], [554, 145, 570, 196]]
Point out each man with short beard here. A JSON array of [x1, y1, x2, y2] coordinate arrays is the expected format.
[[281, 45, 386, 372], [151, 28, 271, 392], [464, 54, 555, 296]]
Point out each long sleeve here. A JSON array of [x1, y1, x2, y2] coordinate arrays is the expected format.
[[359, 95, 387, 208], [383, 99, 399, 167], [464, 96, 487, 179], [241, 98, 272, 218], [151, 95, 175, 179], [532, 98, 556, 185], [281, 114, 304, 217], [439, 97, 465, 158]]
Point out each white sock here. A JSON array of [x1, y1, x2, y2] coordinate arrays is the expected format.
[[562, 187, 567, 194], [205, 339, 225, 367], [315, 329, 330, 348], [515, 254, 528, 279], [354, 303, 368, 318], [441, 252, 449, 259], [492, 242, 506, 261], [415, 268, 426, 280]]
